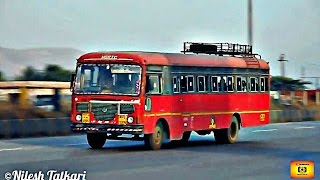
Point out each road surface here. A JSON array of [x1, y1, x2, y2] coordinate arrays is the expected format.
[[0, 121, 319, 180]]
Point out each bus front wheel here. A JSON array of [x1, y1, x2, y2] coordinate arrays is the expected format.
[[87, 133, 106, 149], [144, 122, 165, 150], [214, 116, 239, 144]]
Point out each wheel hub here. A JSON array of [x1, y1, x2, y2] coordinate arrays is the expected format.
[[154, 129, 162, 144]]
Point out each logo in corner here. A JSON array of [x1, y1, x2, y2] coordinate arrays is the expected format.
[[290, 160, 314, 179]]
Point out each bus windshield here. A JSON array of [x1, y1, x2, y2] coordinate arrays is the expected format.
[[74, 64, 142, 95]]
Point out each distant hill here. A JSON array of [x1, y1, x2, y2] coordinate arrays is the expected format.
[[0, 46, 84, 79]]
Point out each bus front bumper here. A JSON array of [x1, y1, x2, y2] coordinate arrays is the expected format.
[[71, 123, 144, 135]]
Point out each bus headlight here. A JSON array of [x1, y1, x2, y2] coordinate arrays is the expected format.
[[76, 114, 82, 121], [127, 117, 134, 124]]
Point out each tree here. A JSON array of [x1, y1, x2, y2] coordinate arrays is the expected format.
[[271, 76, 311, 91], [43, 64, 73, 81], [16, 64, 73, 82], [15, 66, 43, 81]]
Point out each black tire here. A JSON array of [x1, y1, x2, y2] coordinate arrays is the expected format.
[[171, 131, 191, 146], [144, 122, 165, 150], [87, 133, 106, 149], [214, 116, 239, 144]]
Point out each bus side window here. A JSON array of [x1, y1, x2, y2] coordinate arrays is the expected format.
[[180, 76, 188, 92], [250, 77, 256, 92], [260, 77, 265, 92], [220, 76, 226, 92], [187, 76, 194, 92], [236, 77, 242, 92], [146, 75, 161, 94], [227, 76, 234, 92], [242, 77, 247, 92], [255, 77, 259, 92], [265, 77, 269, 91], [217, 76, 224, 92], [197, 76, 205, 92], [173, 76, 179, 93], [211, 76, 218, 92]]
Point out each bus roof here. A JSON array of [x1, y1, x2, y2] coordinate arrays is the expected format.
[[77, 51, 270, 70]]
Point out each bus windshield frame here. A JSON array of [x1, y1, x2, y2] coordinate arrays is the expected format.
[[73, 63, 142, 96]]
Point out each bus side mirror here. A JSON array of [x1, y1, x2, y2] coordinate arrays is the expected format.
[[70, 73, 76, 91], [145, 97, 152, 111]]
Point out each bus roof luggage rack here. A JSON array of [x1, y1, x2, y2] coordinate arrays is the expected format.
[[181, 42, 261, 59]]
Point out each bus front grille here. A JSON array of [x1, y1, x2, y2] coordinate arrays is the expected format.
[[91, 103, 118, 121]]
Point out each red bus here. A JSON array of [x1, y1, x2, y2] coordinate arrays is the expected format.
[[70, 42, 270, 150]]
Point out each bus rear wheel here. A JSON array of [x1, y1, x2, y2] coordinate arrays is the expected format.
[[214, 116, 239, 144], [87, 133, 106, 149], [144, 122, 165, 150]]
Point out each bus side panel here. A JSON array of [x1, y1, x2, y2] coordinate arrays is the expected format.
[[176, 93, 235, 130], [143, 115, 184, 140], [143, 92, 270, 135], [143, 116, 156, 134], [143, 95, 185, 140], [214, 114, 234, 129], [241, 112, 270, 127], [184, 114, 233, 130], [166, 115, 185, 140], [241, 93, 270, 127]]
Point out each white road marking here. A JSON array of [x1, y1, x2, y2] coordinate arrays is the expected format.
[[0, 146, 43, 152], [294, 126, 315, 129], [252, 129, 278, 132], [271, 122, 295, 125], [0, 148, 23, 152]]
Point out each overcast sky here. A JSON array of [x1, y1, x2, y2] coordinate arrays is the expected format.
[[0, 0, 319, 80]]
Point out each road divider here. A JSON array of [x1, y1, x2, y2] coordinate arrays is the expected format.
[[270, 108, 319, 123], [0, 109, 319, 139], [0, 117, 72, 139]]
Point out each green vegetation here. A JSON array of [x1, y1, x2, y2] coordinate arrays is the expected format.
[[271, 76, 311, 91], [15, 64, 73, 82], [0, 71, 5, 81]]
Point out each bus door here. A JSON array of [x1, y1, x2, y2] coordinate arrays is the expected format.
[[145, 73, 163, 112]]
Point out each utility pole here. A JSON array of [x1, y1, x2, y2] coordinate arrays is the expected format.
[[278, 54, 288, 77], [248, 0, 253, 47], [301, 66, 305, 79]]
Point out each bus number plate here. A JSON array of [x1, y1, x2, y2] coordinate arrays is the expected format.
[[82, 113, 90, 123], [118, 115, 127, 125]]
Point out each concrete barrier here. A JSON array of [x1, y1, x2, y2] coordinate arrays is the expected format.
[[270, 110, 282, 123], [0, 117, 73, 139], [0, 109, 319, 139]]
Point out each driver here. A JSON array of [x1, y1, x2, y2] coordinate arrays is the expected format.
[[99, 66, 113, 92]]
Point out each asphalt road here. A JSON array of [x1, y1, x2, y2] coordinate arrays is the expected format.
[[0, 121, 319, 180]]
